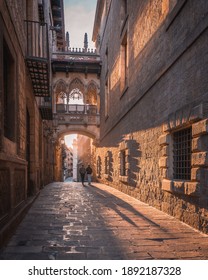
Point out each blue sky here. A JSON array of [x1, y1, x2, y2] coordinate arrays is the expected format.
[[64, 0, 97, 49]]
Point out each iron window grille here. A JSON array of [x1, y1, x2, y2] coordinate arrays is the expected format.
[[120, 150, 127, 176], [173, 127, 192, 180]]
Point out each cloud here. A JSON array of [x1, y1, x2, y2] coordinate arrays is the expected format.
[[64, 1, 96, 49]]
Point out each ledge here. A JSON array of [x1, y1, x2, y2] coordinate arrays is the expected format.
[[162, 179, 200, 197], [103, 174, 109, 179], [119, 175, 128, 183]]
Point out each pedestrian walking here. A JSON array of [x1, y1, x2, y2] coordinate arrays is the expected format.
[[86, 164, 93, 185], [79, 165, 86, 186]]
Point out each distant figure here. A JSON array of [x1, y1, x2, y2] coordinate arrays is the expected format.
[[79, 165, 86, 186], [86, 164, 93, 185]]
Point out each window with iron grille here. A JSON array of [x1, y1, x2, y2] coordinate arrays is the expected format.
[[120, 150, 127, 176], [173, 127, 191, 180]]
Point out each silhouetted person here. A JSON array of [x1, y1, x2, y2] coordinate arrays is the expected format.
[[86, 164, 93, 185], [79, 165, 86, 186]]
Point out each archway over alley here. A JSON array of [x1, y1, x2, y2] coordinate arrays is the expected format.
[[54, 132, 97, 183]]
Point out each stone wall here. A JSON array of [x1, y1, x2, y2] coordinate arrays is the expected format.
[[95, 0, 208, 233], [0, 0, 54, 246]]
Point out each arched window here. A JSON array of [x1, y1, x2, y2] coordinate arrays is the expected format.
[[55, 80, 67, 104], [68, 88, 84, 104], [56, 91, 67, 104], [86, 82, 97, 105]]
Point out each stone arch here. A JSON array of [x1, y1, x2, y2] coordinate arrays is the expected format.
[[86, 80, 98, 105], [68, 78, 85, 104], [68, 88, 84, 103], [58, 127, 98, 142], [54, 79, 67, 103]]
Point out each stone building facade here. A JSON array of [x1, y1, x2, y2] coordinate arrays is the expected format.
[[0, 0, 61, 246], [93, 0, 208, 233]]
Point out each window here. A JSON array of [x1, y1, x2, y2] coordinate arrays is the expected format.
[[105, 47, 108, 76], [119, 140, 130, 182], [120, 33, 128, 93], [104, 151, 111, 178], [96, 156, 101, 178], [120, 150, 127, 176], [3, 39, 16, 142], [105, 78, 109, 119], [173, 128, 191, 180]]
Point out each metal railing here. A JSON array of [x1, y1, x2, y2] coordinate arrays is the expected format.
[[24, 20, 50, 97], [25, 20, 49, 60]]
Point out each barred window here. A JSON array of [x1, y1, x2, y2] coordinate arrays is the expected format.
[[120, 150, 127, 176], [173, 128, 191, 180]]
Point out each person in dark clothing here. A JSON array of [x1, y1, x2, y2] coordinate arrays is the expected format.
[[86, 164, 93, 185], [79, 165, 86, 186]]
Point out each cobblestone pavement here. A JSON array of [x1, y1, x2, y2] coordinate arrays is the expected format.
[[1, 182, 208, 260]]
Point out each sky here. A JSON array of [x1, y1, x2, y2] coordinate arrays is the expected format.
[[64, 0, 97, 49], [65, 134, 77, 148], [63, 0, 97, 147]]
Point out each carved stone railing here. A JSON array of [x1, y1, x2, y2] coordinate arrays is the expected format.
[[56, 104, 98, 115], [54, 112, 100, 126]]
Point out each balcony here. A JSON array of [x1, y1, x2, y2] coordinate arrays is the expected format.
[[54, 104, 100, 126], [51, 50, 101, 77], [38, 97, 53, 120], [25, 20, 50, 97]]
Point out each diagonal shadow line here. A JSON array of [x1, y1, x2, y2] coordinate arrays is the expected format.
[[87, 183, 173, 234]]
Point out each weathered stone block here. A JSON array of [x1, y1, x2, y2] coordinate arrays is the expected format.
[[192, 152, 208, 167], [194, 168, 208, 187], [159, 157, 168, 168], [169, 113, 176, 130], [184, 182, 200, 196], [162, 179, 173, 192], [126, 162, 130, 169], [163, 121, 170, 132], [189, 104, 203, 122], [162, 168, 168, 178], [192, 135, 208, 152], [161, 145, 168, 156], [192, 119, 208, 137], [172, 181, 184, 194], [191, 168, 201, 181], [181, 106, 191, 126], [119, 175, 128, 182], [159, 134, 170, 146], [175, 110, 183, 127]]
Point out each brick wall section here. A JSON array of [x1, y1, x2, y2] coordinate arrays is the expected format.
[[95, 0, 208, 233]]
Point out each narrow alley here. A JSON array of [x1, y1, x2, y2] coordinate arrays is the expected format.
[[1, 182, 208, 260]]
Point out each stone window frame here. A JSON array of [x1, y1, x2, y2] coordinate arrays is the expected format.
[[119, 140, 130, 182], [104, 76, 110, 120], [96, 156, 101, 178], [160, 103, 208, 197], [0, 15, 18, 152], [172, 127, 192, 180], [104, 151, 111, 179], [120, 31, 129, 97]]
